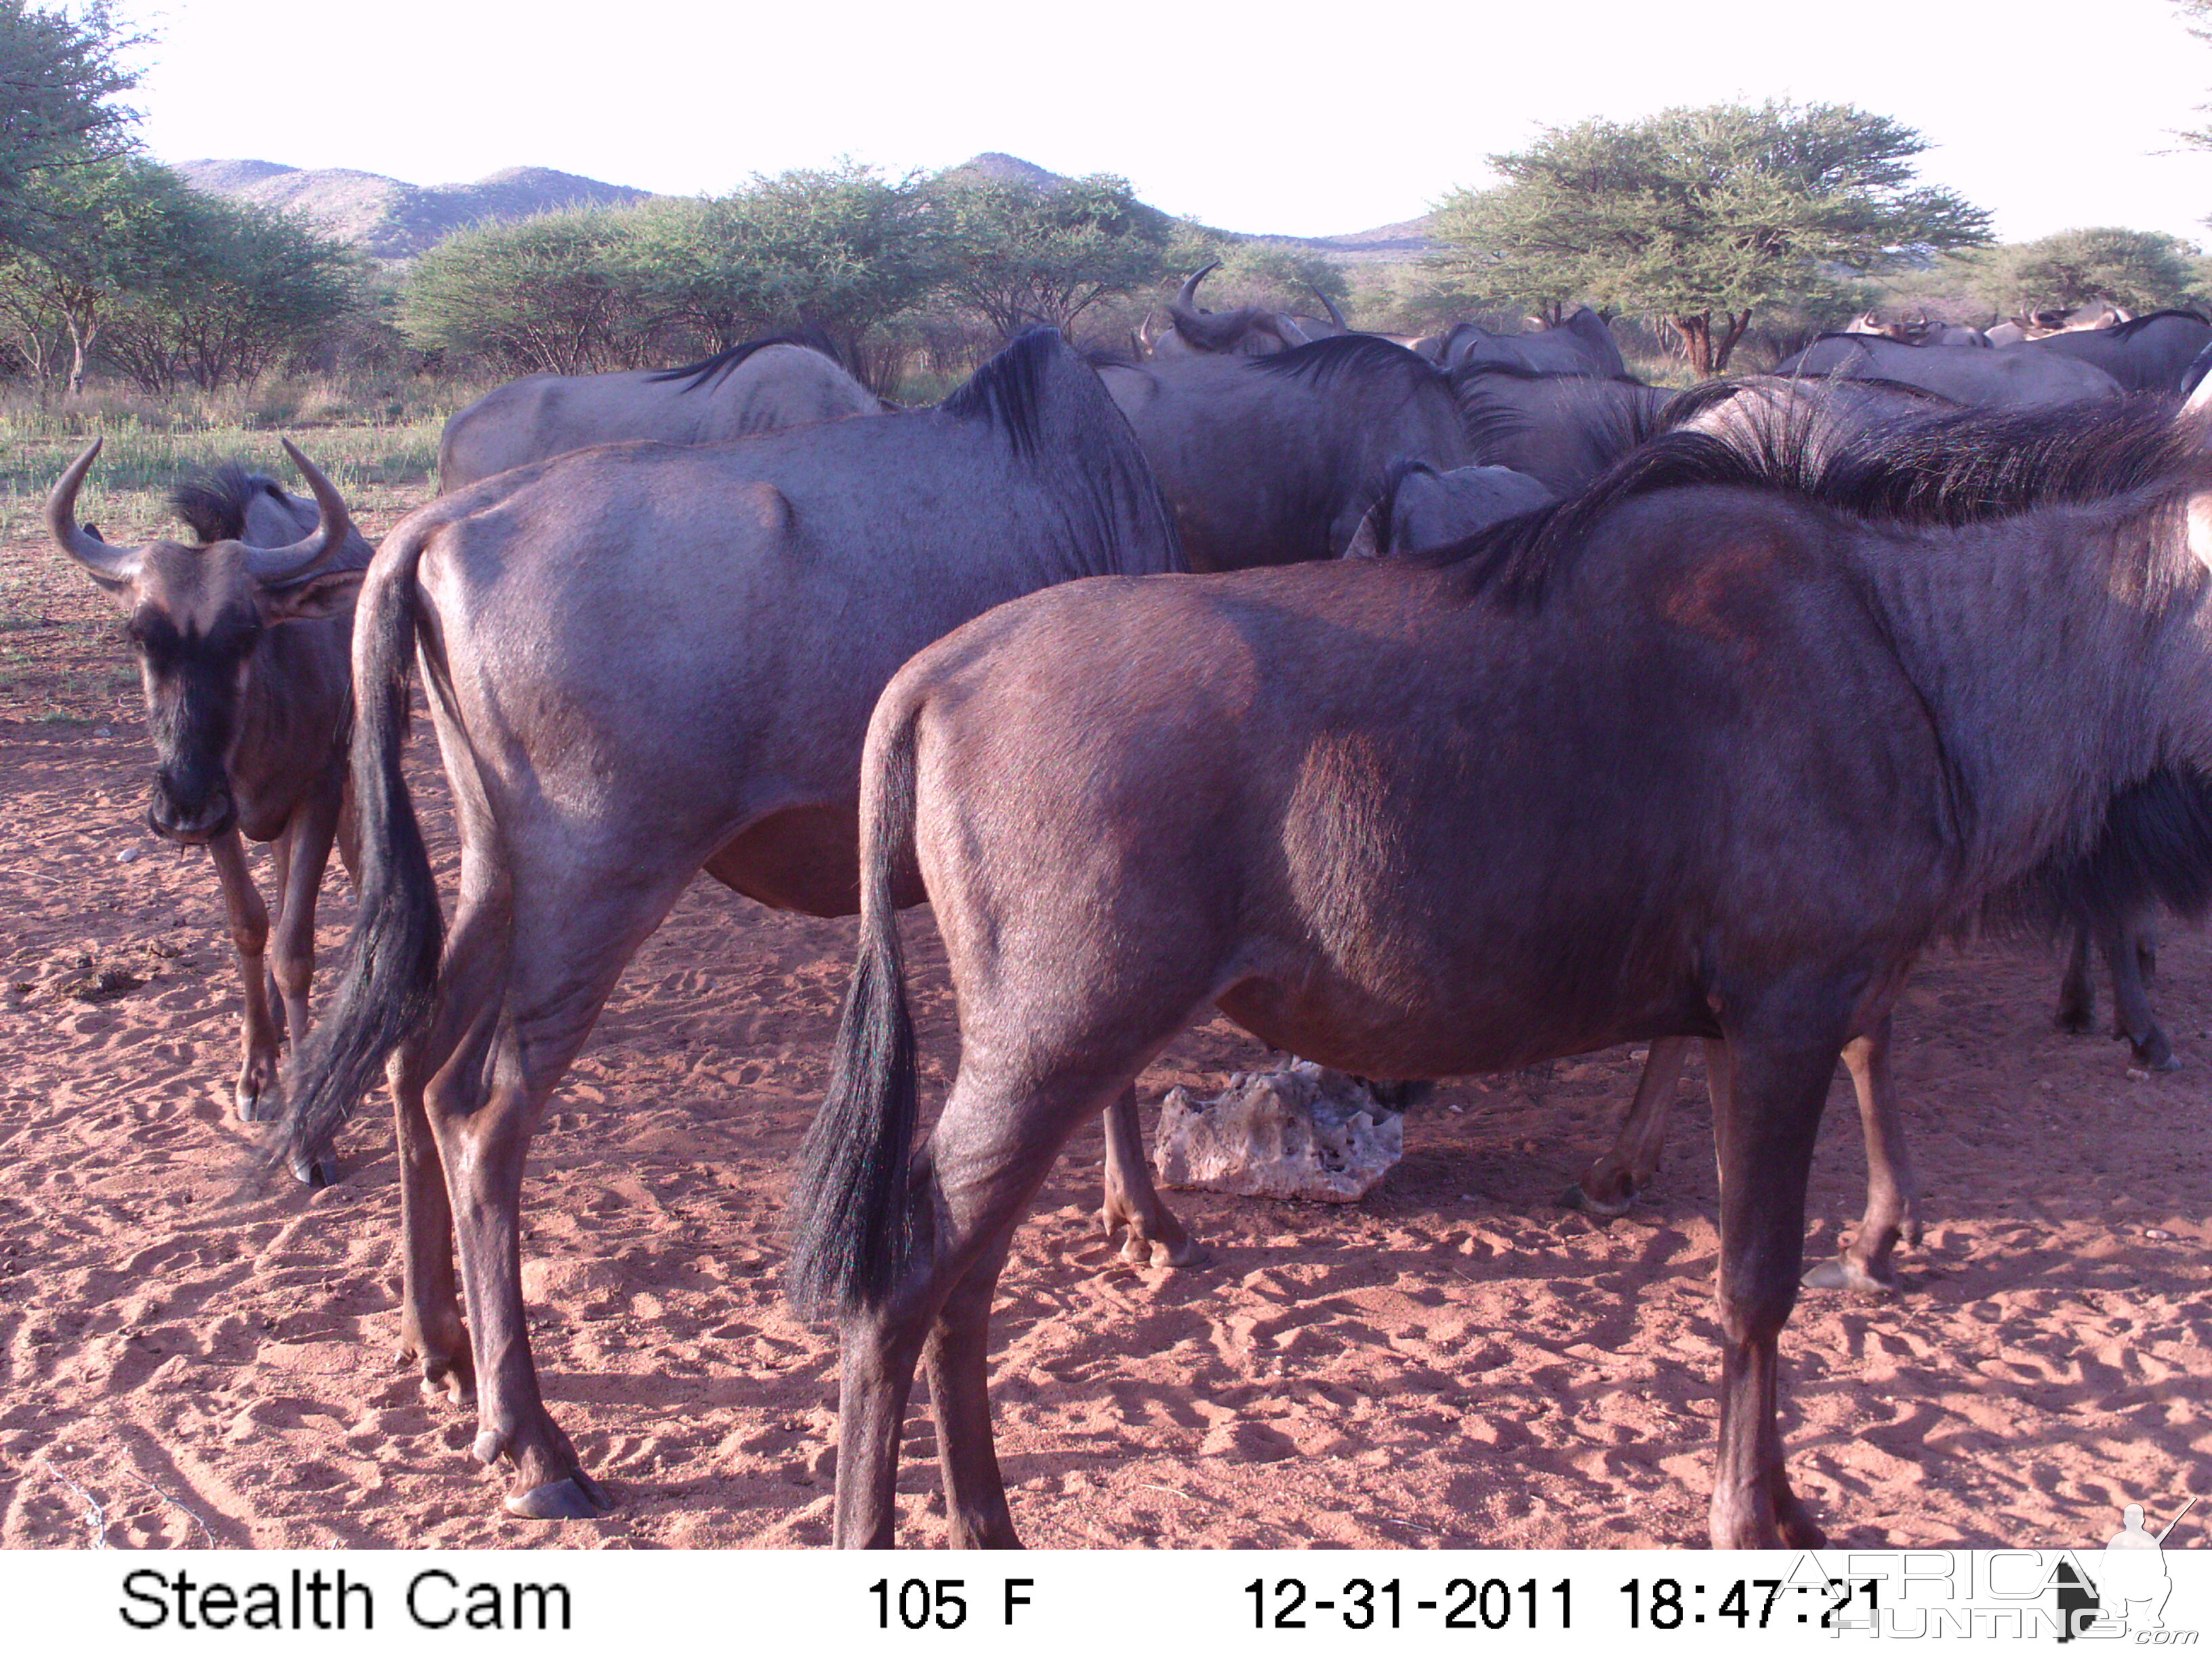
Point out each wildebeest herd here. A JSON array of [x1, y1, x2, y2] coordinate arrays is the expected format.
[[44, 285, 2212, 1548]]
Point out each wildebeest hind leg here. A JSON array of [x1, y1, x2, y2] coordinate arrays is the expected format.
[[1805, 1013, 1919, 1293], [838, 1057, 1150, 1547], [1565, 1036, 1691, 1214], [923, 1227, 1024, 1547], [1707, 999, 1843, 1550], [426, 878, 678, 1520], [388, 873, 513, 1410], [1099, 1086, 1203, 1266]]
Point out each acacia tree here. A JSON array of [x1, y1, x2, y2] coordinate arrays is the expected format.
[[1986, 227, 2207, 316], [626, 164, 936, 386], [930, 171, 1171, 338], [1431, 102, 1990, 373], [0, 155, 195, 392], [0, 0, 141, 249], [399, 209, 645, 375], [102, 193, 356, 390]]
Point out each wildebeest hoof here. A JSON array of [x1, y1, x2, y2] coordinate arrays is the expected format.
[[285, 1152, 329, 1189], [1803, 1255, 1898, 1294], [1559, 1181, 1634, 1219], [505, 1473, 612, 1521], [2054, 1005, 2094, 1036], [1118, 1227, 1206, 1268], [2129, 1036, 2182, 1072]]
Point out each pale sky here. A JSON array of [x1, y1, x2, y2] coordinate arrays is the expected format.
[[127, 0, 2212, 246]]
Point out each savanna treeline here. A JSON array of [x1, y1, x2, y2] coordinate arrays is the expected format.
[[6, 0, 2211, 408]]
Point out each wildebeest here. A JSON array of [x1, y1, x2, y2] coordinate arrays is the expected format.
[[47, 441, 369, 1135], [2018, 310, 2212, 394], [1774, 333, 2125, 407], [1100, 335, 1470, 569], [435, 335, 882, 491], [1145, 262, 1349, 358], [1843, 311, 1990, 348], [1345, 458, 1555, 556], [1439, 307, 1626, 377], [270, 331, 1193, 1521], [1570, 762, 2212, 1290], [790, 395, 2212, 1549], [1451, 363, 1674, 494]]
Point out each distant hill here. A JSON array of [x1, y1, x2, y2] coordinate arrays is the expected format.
[[171, 161, 659, 260], [171, 152, 1435, 265]]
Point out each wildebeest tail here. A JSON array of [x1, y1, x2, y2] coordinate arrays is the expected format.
[[787, 698, 922, 1319], [269, 516, 446, 1174]]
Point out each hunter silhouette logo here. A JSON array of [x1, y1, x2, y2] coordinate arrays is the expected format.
[[2057, 1498, 2198, 1642]]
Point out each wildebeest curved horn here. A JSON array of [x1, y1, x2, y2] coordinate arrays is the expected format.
[[47, 438, 141, 590], [1310, 284, 1349, 331], [1174, 262, 1222, 315], [245, 439, 354, 585]]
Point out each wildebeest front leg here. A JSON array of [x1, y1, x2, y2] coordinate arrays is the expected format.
[[1708, 1008, 1839, 1551], [207, 828, 279, 1122], [2103, 914, 2177, 1071], [1565, 1036, 1692, 1214], [1099, 1086, 1202, 1266], [1804, 1014, 1919, 1293], [268, 782, 341, 1060]]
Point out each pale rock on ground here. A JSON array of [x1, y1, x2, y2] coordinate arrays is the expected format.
[[1155, 1061, 1404, 1202]]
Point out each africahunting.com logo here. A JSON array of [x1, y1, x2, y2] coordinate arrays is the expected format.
[[1804, 1498, 2199, 1641]]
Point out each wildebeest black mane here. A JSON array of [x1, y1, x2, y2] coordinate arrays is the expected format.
[[1252, 333, 1441, 390], [1425, 395, 2212, 609], [650, 327, 845, 392], [1448, 359, 1650, 388], [2103, 308, 2211, 340], [939, 327, 1071, 459], [169, 464, 285, 546]]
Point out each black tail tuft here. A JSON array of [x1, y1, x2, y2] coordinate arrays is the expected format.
[[266, 521, 445, 1174], [787, 707, 922, 1318]]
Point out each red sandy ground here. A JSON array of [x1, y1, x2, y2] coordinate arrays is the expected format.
[[1, 527, 2206, 1551]]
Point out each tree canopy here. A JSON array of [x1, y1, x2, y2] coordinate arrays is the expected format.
[[0, 0, 140, 248], [1976, 227, 2207, 317], [1430, 101, 1992, 373], [928, 171, 1172, 337]]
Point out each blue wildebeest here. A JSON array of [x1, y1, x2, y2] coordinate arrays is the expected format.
[[1774, 332, 2124, 407], [436, 334, 884, 491], [2018, 310, 2212, 395], [268, 331, 1193, 1521], [790, 396, 2212, 1549], [1145, 262, 1349, 358], [48, 441, 369, 1149], [1101, 335, 1471, 570], [1439, 306, 1627, 377]]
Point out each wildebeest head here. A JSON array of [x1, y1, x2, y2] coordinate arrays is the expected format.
[[1153, 262, 1347, 358], [47, 438, 366, 844]]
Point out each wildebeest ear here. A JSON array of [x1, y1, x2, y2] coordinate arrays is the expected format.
[[1344, 504, 1384, 559], [256, 565, 365, 623]]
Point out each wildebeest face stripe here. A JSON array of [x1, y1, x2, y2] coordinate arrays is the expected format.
[[134, 601, 260, 834]]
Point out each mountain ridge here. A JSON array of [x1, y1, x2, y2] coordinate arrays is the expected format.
[[172, 152, 1435, 264]]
